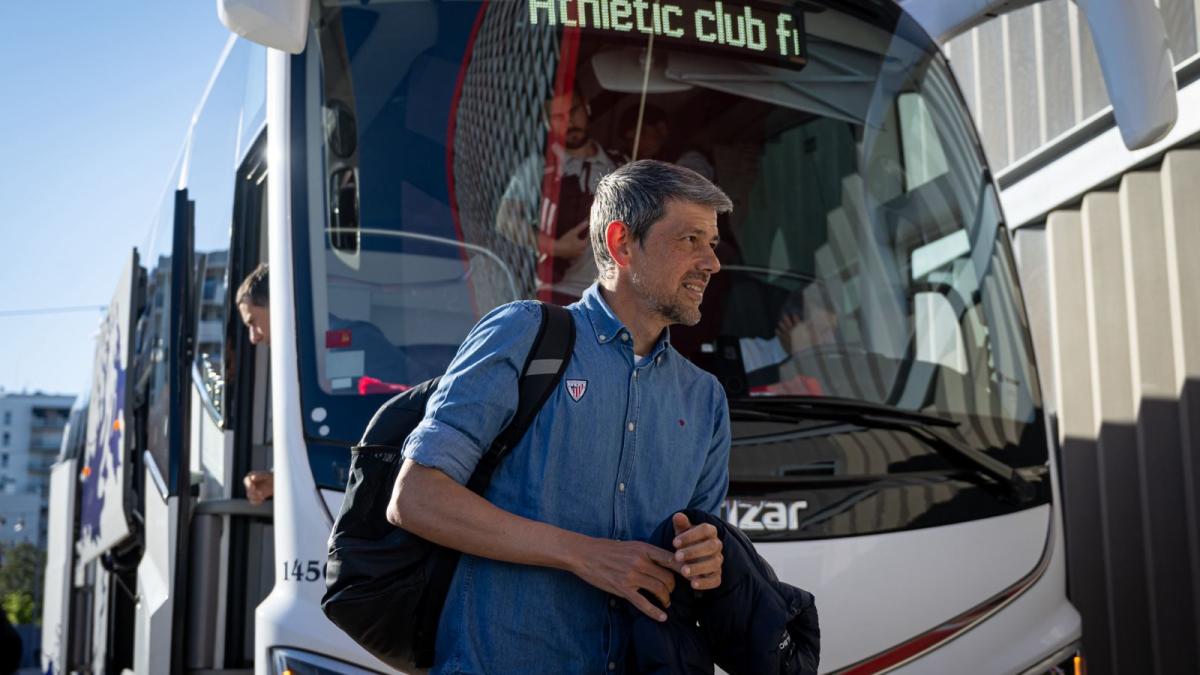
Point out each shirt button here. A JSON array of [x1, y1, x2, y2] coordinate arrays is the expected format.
[[618, 482, 626, 492], [656, 355, 663, 365], [627, 421, 635, 432], [621, 333, 629, 342], [608, 663, 616, 671], [599, 334, 607, 342]]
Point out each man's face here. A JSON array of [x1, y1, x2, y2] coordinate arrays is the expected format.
[[624, 120, 668, 159], [546, 93, 590, 150], [626, 200, 721, 326], [238, 300, 271, 346]]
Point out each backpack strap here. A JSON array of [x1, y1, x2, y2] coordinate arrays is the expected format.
[[465, 303, 574, 494]]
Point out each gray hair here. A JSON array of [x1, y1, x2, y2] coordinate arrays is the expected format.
[[590, 160, 733, 279]]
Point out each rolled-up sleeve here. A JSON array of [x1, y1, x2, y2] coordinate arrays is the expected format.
[[402, 301, 542, 485], [688, 378, 731, 515]]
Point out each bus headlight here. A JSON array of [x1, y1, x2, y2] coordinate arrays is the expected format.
[[270, 647, 385, 675]]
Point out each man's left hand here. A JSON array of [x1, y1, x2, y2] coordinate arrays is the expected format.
[[670, 513, 723, 591]]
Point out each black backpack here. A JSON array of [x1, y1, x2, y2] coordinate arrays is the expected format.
[[321, 303, 575, 670]]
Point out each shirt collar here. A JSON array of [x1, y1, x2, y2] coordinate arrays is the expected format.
[[577, 284, 672, 361], [549, 142, 616, 181]]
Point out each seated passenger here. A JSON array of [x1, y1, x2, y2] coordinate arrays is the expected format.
[[496, 90, 623, 304], [740, 282, 840, 396]]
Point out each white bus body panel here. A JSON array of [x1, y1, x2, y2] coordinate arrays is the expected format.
[[88, 567, 109, 674], [133, 487, 179, 675], [757, 506, 1072, 673], [41, 458, 78, 675], [890, 501, 1078, 675], [255, 46, 397, 675]]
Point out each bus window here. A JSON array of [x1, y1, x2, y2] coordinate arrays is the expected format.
[[899, 92, 950, 191], [187, 39, 267, 427], [138, 165, 185, 483]]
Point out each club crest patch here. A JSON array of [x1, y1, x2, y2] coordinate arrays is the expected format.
[[566, 379, 588, 402]]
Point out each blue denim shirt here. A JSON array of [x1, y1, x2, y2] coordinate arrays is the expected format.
[[403, 284, 731, 674]]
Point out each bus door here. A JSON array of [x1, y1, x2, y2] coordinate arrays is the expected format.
[[222, 137, 275, 672], [122, 185, 198, 675], [184, 128, 275, 673]]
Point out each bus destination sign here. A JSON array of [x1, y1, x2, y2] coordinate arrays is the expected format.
[[528, 0, 807, 68]]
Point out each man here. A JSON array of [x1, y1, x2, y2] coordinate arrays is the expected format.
[[497, 90, 624, 303], [237, 264, 271, 347], [236, 263, 275, 505], [390, 160, 733, 673]]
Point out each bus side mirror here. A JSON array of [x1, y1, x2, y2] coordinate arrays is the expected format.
[[329, 167, 360, 255], [1076, 0, 1177, 148], [217, 0, 310, 54]]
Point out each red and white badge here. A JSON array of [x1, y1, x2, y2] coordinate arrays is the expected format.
[[565, 379, 588, 402]]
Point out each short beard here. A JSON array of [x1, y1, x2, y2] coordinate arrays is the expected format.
[[630, 269, 701, 326], [564, 130, 588, 150]]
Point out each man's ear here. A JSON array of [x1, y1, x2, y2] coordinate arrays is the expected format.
[[604, 220, 632, 269]]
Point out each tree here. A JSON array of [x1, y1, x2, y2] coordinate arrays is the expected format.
[[2, 591, 34, 625], [0, 542, 45, 626]]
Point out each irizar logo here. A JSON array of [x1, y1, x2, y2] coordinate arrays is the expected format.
[[724, 498, 810, 532]]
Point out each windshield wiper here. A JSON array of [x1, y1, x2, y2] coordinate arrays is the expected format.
[[730, 395, 958, 427], [729, 397, 1035, 503]]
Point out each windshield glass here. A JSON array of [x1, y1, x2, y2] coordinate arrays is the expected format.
[[293, 0, 1049, 527]]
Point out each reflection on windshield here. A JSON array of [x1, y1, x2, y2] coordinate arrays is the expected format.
[[297, 0, 1041, 460]]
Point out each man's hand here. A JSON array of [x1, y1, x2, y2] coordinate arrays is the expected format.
[[540, 220, 590, 260], [244, 470, 274, 505], [392, 461, 684, 623], [570, 538, 681, 622], [671, 513, 723, 591]]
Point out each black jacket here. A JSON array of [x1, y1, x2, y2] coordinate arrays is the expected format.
[[0, 610, 21, 675], [625, 509, 820, 675]]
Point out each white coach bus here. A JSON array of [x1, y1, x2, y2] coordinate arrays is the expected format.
[[42, 0, 1176, 673]]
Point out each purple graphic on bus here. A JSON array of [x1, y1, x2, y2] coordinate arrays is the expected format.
[[79, 325, 125, 545]]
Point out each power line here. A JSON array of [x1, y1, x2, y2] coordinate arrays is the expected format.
[[0, 305, 106, 318]]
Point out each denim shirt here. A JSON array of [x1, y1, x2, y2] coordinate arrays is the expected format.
[[403, 284, 731, 674]]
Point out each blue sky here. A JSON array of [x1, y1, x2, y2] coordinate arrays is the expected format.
[[0, 3, 231, 397]]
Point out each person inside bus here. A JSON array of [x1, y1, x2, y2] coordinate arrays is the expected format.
[[496, 89, 624, 304], [740, 282, 840, 395], [236, 263, 276, 506], [390, 160, 733, 673], [618, 103, 715, 182], [236, 263, 426, 504]]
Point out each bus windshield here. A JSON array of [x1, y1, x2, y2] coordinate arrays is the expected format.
[[292, 0, 1048, 515]]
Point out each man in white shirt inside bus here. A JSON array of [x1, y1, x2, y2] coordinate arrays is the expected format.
[[496, 90, 624, 304]]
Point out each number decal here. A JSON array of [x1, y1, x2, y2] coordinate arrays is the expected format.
[[281, 560, 326, 582]]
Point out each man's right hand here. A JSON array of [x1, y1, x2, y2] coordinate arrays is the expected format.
[[569, 538, 680, 622], [244, 470, 274, 505]]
